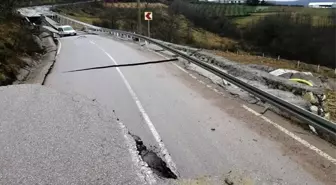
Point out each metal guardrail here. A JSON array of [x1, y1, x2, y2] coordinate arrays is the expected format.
[[50, 13, 336, 137]]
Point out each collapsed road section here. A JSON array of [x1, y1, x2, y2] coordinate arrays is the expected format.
[[5, 4, 335, 185]]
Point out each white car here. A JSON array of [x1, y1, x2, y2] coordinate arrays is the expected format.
[[57, 25, 77, 37]]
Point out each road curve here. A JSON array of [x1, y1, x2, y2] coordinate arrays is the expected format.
[[45, 34, 335, 184]]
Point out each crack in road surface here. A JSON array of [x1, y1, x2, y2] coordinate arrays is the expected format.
[[88, 39, 179, 177], [63, 58, 178, 73], [129, 133, 178, 179]]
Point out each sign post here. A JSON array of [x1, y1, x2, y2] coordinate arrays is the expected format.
[[144, 12, 153, 38], [148, 20, 150, 38]]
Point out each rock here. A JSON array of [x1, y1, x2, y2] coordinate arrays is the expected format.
[[224, 178, 234, 185], [310, 105, 318, 114], [223, 79, 230, 86], [323, 79, 336, 91], [31, 35, 44, 52], [278, 85, 284, 90], [303, 92, 318, 105], [318, 107, 324, 116], [291, 73, 323, 88], [39, 32, 52, 38], [18, 56, 35, 67], [309, 125, 317, 134], [322, 102, 329, 112], [247, 64, 275, 72], [324, 112, 330, 120], [16, 68, 30, 81], [279, 72, 294, 79]]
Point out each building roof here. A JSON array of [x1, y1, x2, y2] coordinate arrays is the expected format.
[[308, 2, 336, 5]]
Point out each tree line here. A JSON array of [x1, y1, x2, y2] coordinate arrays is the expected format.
[[61, 0, 336, 68], [170, 0, 240, 38], [243, 13, 336, 68], [90, 4, 186, 44], [170, 0, 336, 68]]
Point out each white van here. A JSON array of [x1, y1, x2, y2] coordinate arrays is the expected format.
[[57, 25, 77, 37]]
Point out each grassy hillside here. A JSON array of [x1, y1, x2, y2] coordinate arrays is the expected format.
[[0, 16, 43, 85], [183, 2, 334, 27], [188, 3, 256, 17], [54, 2, 239, 51], [17, 0, 89, 7], [247, 5, 333, 26], [103, 2, 168, 8]]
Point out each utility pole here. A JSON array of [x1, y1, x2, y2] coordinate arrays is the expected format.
[[137, 0, 142, 34]]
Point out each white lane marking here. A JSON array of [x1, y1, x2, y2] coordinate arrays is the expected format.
[[154, 50, 224, 97], [56, 39, 62, 56], [153, 48, 336, 165], [172, 62, 188, 73], [190, 74, 197, 79], [118, 121, 156, 184], [242, 105, 336, 165], [89, 40, 179, 176]]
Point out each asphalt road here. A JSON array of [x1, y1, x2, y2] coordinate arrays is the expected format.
[[0, 84, 147, 185], [45, 34, 334, 184]]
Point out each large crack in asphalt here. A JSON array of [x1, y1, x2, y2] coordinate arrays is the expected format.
[[63, 58, 178, 73], [128, 132, 178, 179]]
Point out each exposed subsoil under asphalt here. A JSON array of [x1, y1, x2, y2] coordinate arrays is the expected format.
[[129, 132, 178, 179]]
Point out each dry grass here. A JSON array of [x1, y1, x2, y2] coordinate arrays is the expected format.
[[325, 90, 336, 122], [268, 6, 332, 16], [192, 29, 238, 50], [213, 50, 336, 121], [234, 6, 334, 27], [0, 21, 20, 46], [233, 12, 275, 27], [326, 90, 336, 122], [212, 50, 336, 79], [68, 15, 100, 24], [213, 50, 300, 67]]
